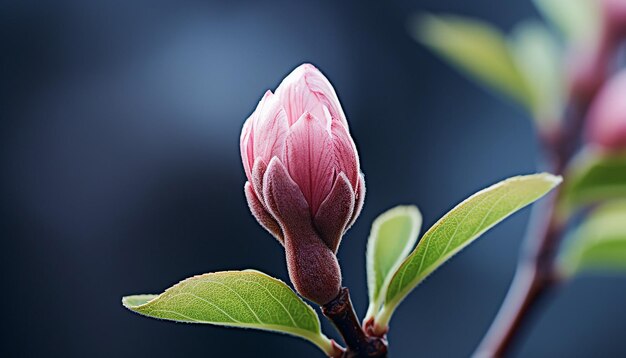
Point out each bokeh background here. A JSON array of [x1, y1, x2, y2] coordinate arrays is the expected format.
[[2, 0, 625, 357]]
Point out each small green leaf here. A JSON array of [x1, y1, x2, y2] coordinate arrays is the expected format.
[[561, 150, 626, 211], [375, 174, 561, 329], [533, 0, 600, 43], [559, 200, 626, 276], [413, 13, 532, 109], [123, 270, 334, 355], [365, 206, 422, 322], [509, 20, 565, 129]]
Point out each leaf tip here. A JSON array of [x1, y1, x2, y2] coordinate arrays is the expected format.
[[409, 12, 442, 44], [538, 172, 563, 185], [122, 294, 158, 310], [510, 172, 562, 188], [541, 172, 563, 186], [384, 205, 422, 221]]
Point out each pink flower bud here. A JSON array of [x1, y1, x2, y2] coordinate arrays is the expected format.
[[585, 69, 626, 150], [602, 0, 626, 38], [569, 0, 626, 102], [240, 64, 365, 304], [567, 42, 612, 102]]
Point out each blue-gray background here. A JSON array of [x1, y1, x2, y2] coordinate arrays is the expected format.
[[2, 0, 625, 357]]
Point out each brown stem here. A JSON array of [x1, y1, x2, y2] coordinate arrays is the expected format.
[[322, 288, 388, 358], [475, 193, 564, 357], [475, 96, 591, 357]]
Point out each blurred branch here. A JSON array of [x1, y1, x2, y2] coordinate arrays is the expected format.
[[475, 40, 614, 358]]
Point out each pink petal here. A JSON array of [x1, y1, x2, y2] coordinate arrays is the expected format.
[[240, 117, 254, 181], [253, 94, 289, 164], [244, 182, 283, 243], [303, 64, 348, 127], [251, 90, 274, 127], [330, 120, 360, 189], [241, 90, 272, 180], [313, 172, 355, 253], [285, 112, 335, 216], [275, 64, 347, 127], [346, 173, 366, 230]]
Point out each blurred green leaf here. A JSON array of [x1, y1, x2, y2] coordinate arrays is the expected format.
[[365, 205, 422, 322], [413, 14, 533, 108], [123, 270, 333, 354], [510, 20, 565, 129], [559, 200, 626, 276], [533, 0, 600, 42], [561, 150, 626, 211], [375, 174, 561, 329]]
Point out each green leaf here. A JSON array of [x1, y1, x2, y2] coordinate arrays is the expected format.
[[509, 20, 565, 129], [365, 206, 422, 322], [374, 174, 561, 329], [412, 13, 532, 109], [561, 150, 626, 211], [123, 270, 334, 354], [533, 0, 600, 43], [559, 200, 626, 276]]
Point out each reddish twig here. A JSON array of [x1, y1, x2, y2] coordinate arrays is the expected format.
[[475, 99, 593, 357], [474, 191, 564, 357]]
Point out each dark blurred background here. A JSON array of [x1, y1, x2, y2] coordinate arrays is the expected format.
[[2, 0, 625, 357]]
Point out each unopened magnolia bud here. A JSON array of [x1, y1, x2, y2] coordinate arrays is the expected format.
[[602, 0, 626, 38], [240, 64, 365, 304], [585, 69, 626, 150], [569, 0, 626, 102], [568, 43, 611, 102]]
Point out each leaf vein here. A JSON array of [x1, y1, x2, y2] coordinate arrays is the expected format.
[[237, 278, 302, 330]]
